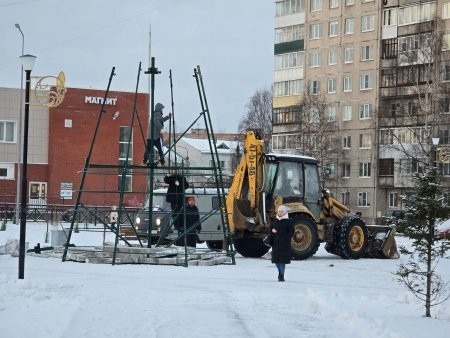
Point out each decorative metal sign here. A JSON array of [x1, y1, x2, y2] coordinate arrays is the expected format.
[[33, 71, 67, 108], [438, 147, 450, 163]]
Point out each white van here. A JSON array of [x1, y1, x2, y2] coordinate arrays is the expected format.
[[134, 187, 227, 249]]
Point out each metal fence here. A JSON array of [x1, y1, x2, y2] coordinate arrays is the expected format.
[[0, 202, 139, 225]]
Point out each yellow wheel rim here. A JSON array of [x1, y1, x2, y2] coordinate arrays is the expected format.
[[348, 226, 365, 251], [292, 224, 312, 251]]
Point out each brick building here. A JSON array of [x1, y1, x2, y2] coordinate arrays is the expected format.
[[0, 86, 149, 208]]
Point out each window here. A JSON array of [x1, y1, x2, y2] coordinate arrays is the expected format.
[[398, 2, 435, 26], [388, 192, 399, 208], [381, 68, 396, 87], [439, 162, 450, 176], [274, 52, 304, 70], [0, 121, 16, 143], [383, 9, 397, 26], [328, 47, 338, 65], [309, 51, 321, 67], [361, 15, 374, 32], [342, 135, 351, 149], [210, 160, 225, 169], [358, 192, 369, 207], [442, 65, 450, 81], [441, 98, 450, 114], [360, 73, 372, 90], [327, 78, 336, 93], [382, 38, 398, 59], [344, 18, 354, 34], [329, 21, 338, 37], [444, 2, 450, 20], [327, 105, 336, 122], [310, 80, 320, 94], [439, 129, 450, 144], [380, 129, 394, 145], [309, 23, 322, 39], [343, 105, 352, 121], [342, 163, 351, 178], [345, 0, 354, 6], [359, 134, 371, 148], [379, 158, 394, 176], [411, 158, 426, 174], [359, 163, 371, 177], [361, 45, 373, 61], [309, 108, 320, 123], [276, 0, 306, 16], [274, 80, 303, 96], [343, 75, 352, 92], [0, 163, 14, 180], [344, 47, 353, 63], [273, 107, 301, 125], [360, 103, 372, 119], [311, 0, 322, 12], [329, 0, 338, 9], [342, 191, 350, 205], [275, 24, 305, 43], [272, 134, 298, 150], [444, 34, 450, 50], [324, 163, 336, 178]]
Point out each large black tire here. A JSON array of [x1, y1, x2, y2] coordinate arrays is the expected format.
[[338, 217, 368, 259], [291, 216, 319, 260], [234, 237, 270, 258], [206, 240, 223, 250]]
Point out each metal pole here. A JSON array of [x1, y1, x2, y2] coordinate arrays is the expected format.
[[18, 68, 31, 279], [14, 23, 24, 225]]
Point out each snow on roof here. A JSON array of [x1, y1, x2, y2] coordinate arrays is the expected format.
[[180, 137, 238, 154]]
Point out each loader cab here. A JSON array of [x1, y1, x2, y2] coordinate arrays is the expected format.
[[263, 154, 322, 218]]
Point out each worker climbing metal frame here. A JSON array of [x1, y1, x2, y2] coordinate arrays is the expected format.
[[61, 59, 235, 266]]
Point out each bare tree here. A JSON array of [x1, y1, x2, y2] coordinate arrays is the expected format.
[[296, 84, 338, 186], [238, 87, 273, 147]]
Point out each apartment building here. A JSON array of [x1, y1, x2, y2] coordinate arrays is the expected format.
[[273, 0, 450, 223]]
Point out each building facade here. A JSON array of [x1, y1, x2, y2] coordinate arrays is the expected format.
[[0, 86, 149, 208], [272, 0, 450, 223]]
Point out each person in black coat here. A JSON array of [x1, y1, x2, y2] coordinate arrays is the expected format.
[[181, 196, 202, 247], [142, 103, 172, 166], [164, 173, 189, 230], [270, 205, 295, 282]]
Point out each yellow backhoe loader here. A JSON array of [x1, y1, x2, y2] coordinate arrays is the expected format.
[[226, 130, 398, 260]]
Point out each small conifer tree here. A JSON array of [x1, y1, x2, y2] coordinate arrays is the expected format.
[[396, 169, 450, 317]]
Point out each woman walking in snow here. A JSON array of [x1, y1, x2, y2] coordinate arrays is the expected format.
[[271, 205, 294, 282]]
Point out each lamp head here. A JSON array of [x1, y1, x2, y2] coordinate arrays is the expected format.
[[15, 23, 20, 29], [20, 54, 36, 71]]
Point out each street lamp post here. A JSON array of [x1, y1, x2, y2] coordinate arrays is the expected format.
[[14, 23, 24, 225], [18, 54, 36, 280], [432, 137, 440, 168]]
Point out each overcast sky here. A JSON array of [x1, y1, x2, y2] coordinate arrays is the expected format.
[[0, 0, 274, 133]]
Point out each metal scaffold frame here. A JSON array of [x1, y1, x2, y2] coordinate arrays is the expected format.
[[61, 59, 235, 266]]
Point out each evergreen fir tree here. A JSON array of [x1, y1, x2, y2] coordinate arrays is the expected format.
[[396, 169, 450, 317]]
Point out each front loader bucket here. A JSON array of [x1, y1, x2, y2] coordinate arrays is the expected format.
[[365, 225, 399, 259]]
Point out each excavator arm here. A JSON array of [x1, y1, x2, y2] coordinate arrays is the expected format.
[[226, 130, 264, 233]]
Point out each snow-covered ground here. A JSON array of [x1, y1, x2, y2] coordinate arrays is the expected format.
[[1, 221, 449, 338]]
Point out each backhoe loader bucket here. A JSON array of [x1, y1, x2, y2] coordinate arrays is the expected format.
[[232, 199, 256, 232], [365, 225, 399, 259]]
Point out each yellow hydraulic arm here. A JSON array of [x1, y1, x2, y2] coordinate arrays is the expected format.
[[225, 130, 265, 232]]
